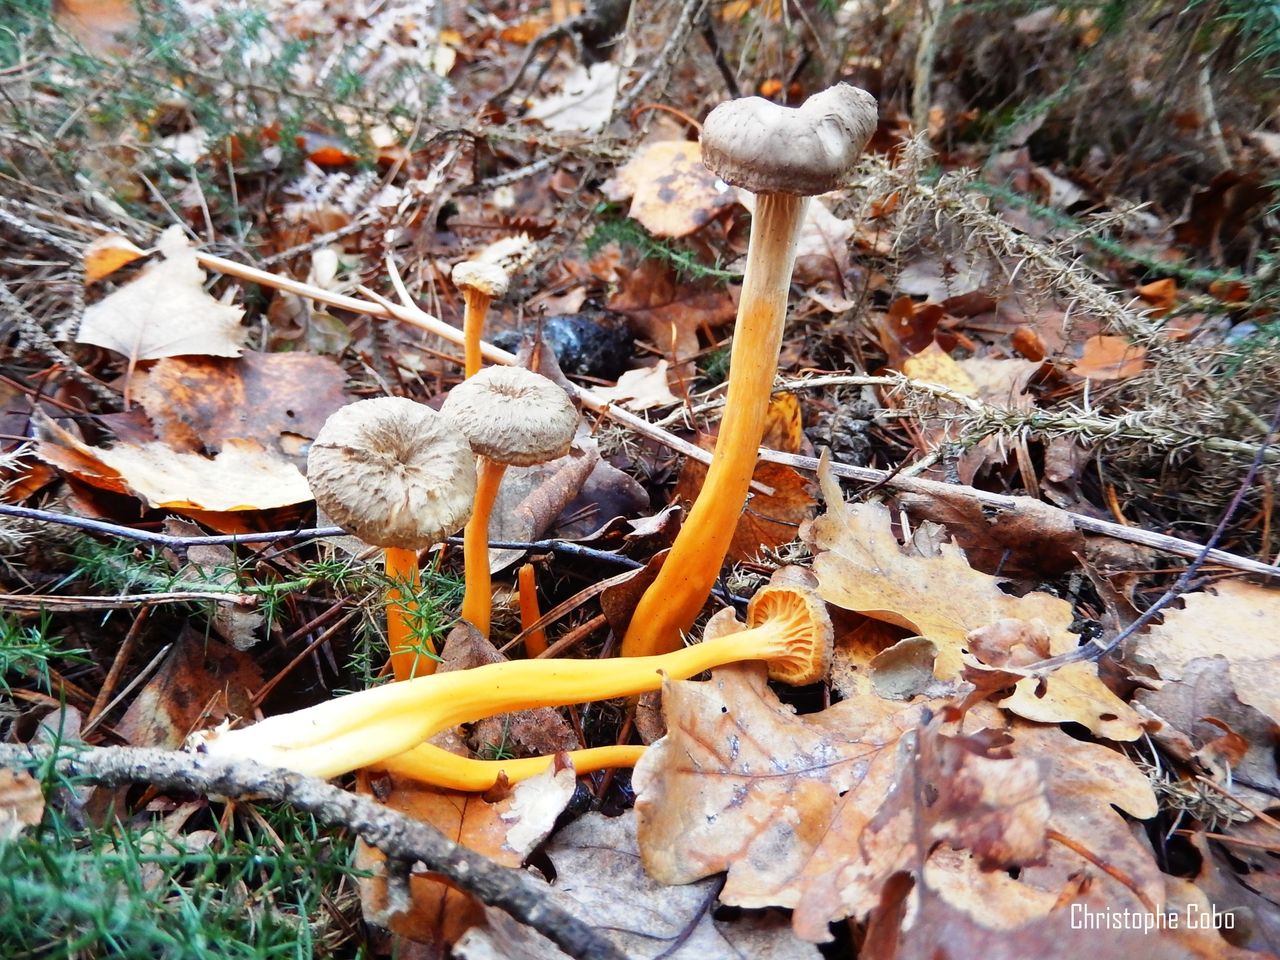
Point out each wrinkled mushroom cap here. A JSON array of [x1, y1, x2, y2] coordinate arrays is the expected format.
[[701, 83, 877, 197], [452, 261, 509, 299], [748, 584, 834, 685], [307, 397, 477, 550], [441, 366, 578, 467]]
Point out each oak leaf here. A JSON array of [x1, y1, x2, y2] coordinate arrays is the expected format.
[[606, 141, 738, 239], [803, 461, 1141, 739]]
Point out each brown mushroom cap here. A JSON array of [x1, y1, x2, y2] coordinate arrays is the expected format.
[[748, 584, 834, 685], [701, 83, 877, 197], [451, 261, 509, 299], [307, 397, 477, 550], [441, 366, 578, 467]]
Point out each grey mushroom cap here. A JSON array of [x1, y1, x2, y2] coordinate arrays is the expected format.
[[701, 84, 877, 196], [452, 261, 509, 299], [441, 366, 578, 467], [307, 396, 477, 550]]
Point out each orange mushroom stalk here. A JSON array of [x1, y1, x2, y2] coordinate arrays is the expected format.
[[442, 366, 578, 637], [452, 261, 509, 379], [193, 585, 832, 783], [308, 397, 476, 681], [620, 84, 877, 660]]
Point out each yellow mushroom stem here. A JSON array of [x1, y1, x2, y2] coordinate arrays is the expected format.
[[461, 456, 507, 637], [384, 546, 435, 681], [462, 287, 492, 379], [372, 742, 646, 792], [198, 602, 821, 780], [620, 192, 808, 659]]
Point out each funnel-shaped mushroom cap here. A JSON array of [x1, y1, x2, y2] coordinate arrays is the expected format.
[[452, 261, 509, 299], [748, 584, 834, 685], [701, 83, 877, 197], [441, 366, 578, 467], [308, 397, 477, 550]]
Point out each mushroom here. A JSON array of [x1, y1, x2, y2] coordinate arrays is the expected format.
[[619, 84, 877, 659], [193, 584, 833, 781], [308, 397, 476, 681], [441, 366, 578, 637], [452, 261, 509, 379]]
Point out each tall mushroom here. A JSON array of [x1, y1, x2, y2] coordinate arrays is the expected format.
[[620, 83, 877, 659], [193, 584, 833, 781], [308, 397, 476, 681], [452, 261, 509, 379], [441, 366, 578, 637]]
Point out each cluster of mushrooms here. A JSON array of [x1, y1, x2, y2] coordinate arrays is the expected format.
[[195, 84, 877, 793]]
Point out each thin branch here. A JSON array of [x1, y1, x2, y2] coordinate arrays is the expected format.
[[0, 743, 624, 960]]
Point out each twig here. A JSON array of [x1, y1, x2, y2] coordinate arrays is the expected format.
[[0, 591, 256, 612], [1021, 399, 1280, 673], [0, 743, 623, 960], [612, 0, 707, 121]]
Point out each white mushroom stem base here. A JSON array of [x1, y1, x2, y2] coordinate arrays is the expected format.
[[462, 456, 508, 637], [620, 192, 809, 658]]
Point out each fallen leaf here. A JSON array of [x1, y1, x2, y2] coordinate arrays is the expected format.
[[1070, 335, 1146, 381], [116, 628, 263, 749], [609, 259, 737, 376], [606, 141, 737, 238], [588, 360, 681, 410], [83, 233, 146, 283], [525, 62, 619, 133], [357, 762, 576, 946], [0, 769, 45, 841], [130, 352, 349, 459], [877, 296, 944, 366], [35, 410, 312, 511], [53, 0, 140, 55], [1131, 580, 1280, 723], [456, 811, 819, 959], [901, 343, 978, 395], [634, 666, 1156, 941], [803, 459, 1141, 739], [72, 226, 245, 362]]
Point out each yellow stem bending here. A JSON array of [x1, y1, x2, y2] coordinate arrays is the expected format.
[[373, 743, 646, 791], [461, 457, 507, 637], [462, 289, 490, 379], [620, 193, 809, 658], [385, 546, 434, 681], [200, 619, 802, 780]]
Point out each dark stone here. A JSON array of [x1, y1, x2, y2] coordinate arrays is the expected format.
[[493, 311, 634, 381]]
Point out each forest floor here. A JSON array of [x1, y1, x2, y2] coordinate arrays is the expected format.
[[0, 1, 1278, 957]]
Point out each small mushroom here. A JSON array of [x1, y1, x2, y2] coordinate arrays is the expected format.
[[620, 84, 877, 659], [308, 397, 476, 681], [441, 366, 578, 637], [452, 261, 510, 379], [193, 584, 833, 781]]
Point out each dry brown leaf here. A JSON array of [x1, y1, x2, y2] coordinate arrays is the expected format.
[[606, 141, 738, 239], [1070, 335, 1146, 381], [54, 0, 140, 55], [130, 352, 348, 459], [115, 629, 263, 749], [0, 769, 45, 841], [457, 811, 819, 960], [609, 259, 737, 376], [901, 343, 978, 395], [162, 519, 264, 650], [804, 461, 1141, 739], [357, 763, 576, 946], [1132, 580, 1280, 723], [35, 409, 312, 511], [72, 226, 244, 361], [634, 666, 1156, 942], [83, 233, 146, 283]]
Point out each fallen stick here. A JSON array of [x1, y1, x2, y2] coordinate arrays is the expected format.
[[0, 743, 624, 960]]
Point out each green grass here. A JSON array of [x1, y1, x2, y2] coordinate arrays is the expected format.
[[0, 613, 88, 694], [0, 744, 365, 958], [585, 211, 737, 282]]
